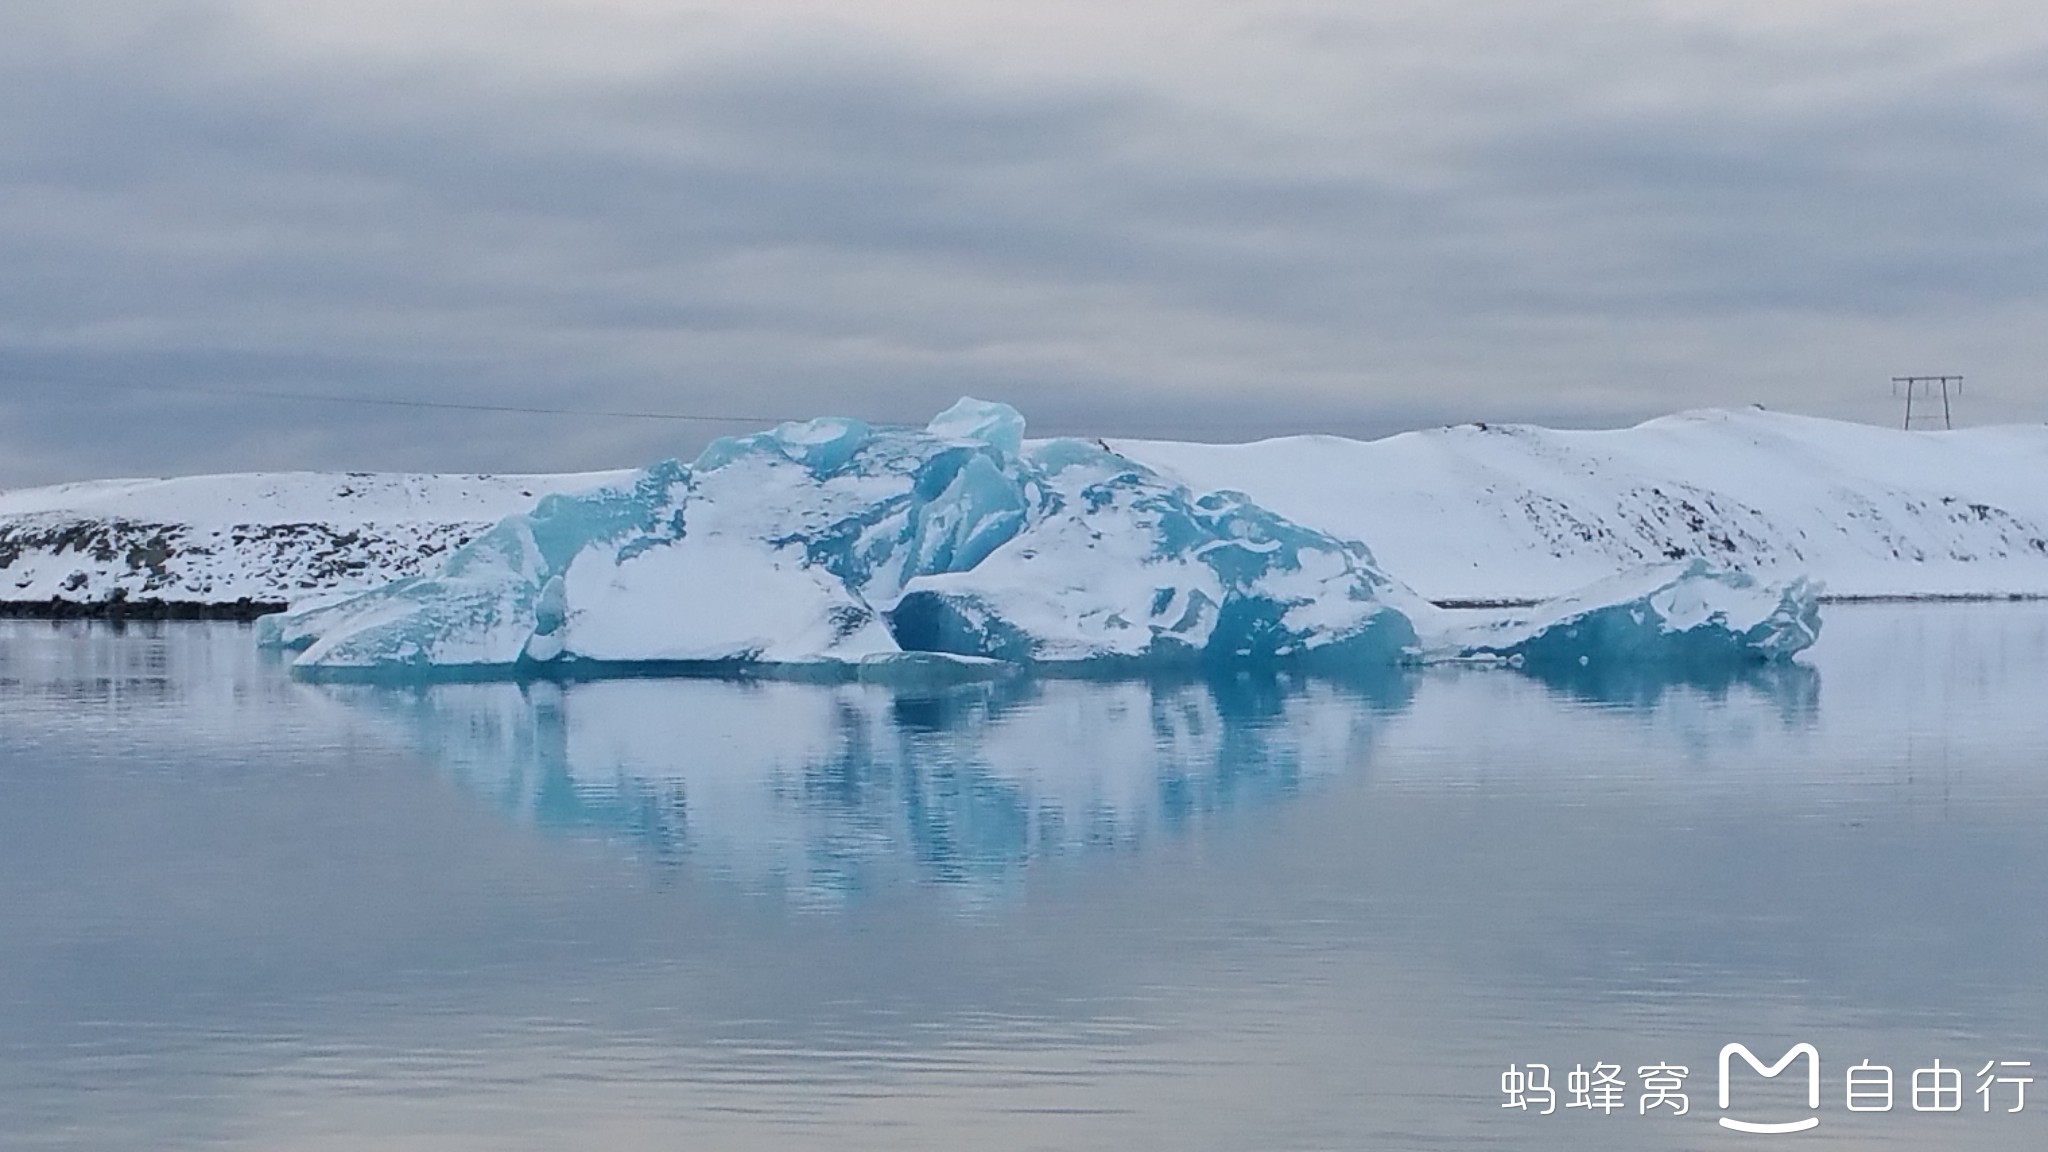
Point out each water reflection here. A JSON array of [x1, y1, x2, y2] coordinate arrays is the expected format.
[[1514, 655, 1821, 717], [299, 647, 1857, 909], [7, 609, 2048, 1152], [323, 671, 1417, 905]]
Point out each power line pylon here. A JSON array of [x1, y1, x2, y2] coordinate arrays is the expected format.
[[1892, 375, 1962, 430]]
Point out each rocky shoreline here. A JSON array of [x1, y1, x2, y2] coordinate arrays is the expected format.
[[0, 596, 285, 621]]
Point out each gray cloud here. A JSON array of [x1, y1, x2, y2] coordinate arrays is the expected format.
[[2, 0, 2045, 487]]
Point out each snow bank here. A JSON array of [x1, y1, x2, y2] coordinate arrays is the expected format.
[[1122, 408, 2048, 602]]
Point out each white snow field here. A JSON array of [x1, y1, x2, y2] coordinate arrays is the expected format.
[[1120, 407, 2048, 604], [0, 470, 630, 606]]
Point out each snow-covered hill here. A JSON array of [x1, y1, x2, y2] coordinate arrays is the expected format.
[[1120, 408, 2048, 603], [0, 470, 630, 610], [3, 408, 2044, 615]]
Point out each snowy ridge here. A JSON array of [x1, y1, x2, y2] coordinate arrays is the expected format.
[[0, 470, 630, 606], [5, 407, 2044, 617], [1119, 408, 2048, 603]]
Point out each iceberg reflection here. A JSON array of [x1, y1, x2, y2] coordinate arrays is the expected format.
[[309, 640, 1841, 910], [1512, 656, 1821, 718], [327, 670, 1415, 905]]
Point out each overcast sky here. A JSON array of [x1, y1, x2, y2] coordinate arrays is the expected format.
[[2, 0, 2044, 486]]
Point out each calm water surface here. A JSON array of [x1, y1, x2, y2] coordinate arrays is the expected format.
[[3, 606, 2046, 1150]]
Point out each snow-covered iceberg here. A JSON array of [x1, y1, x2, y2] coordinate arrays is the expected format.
[[265, 400, 1420, 675], [1425, 559, 1824, 670], [885, 436, 1421, 668], [262, 400, 1820, 678]]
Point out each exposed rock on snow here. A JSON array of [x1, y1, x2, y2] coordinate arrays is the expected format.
[[0, 471, 628, 608]]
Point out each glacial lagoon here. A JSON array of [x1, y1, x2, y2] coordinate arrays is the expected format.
[[3, 605, 2047, 1150]]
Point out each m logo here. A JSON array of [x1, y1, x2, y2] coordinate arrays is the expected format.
[[1719, 1043, 1821, 1133]]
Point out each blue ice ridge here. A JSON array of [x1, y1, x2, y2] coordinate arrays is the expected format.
[[260, 400, 1820, 677]]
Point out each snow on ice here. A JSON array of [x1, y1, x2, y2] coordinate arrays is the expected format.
[[261, 400, 1818, 678]]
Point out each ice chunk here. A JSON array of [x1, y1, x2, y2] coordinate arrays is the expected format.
[[255, 590, 358, 651], [278, 440, 918, 673], [1431, 559, 1822, 668], [520, 575, 568, 662], [900, 447, 1028, 579], [854, 651, 1021, 687], [925, 396, 1026, 460], [277, 461, 703, 671], [273, 410, 1041, 675], [888, 438, 1422, 667], [692, 416, 875, 478]]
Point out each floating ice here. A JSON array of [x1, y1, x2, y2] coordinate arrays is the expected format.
[[1429, 559, 1823, 669], [265, 400, 1820, 679], [887, 437, 1420, 666]]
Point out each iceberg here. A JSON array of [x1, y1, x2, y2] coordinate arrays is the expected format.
[[1429, 559, 1824, 669], [264, 400, 1820, 679], [886, 437, 1422, 667]]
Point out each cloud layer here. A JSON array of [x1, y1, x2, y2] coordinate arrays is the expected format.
[[3, 0, 2045, 485]]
